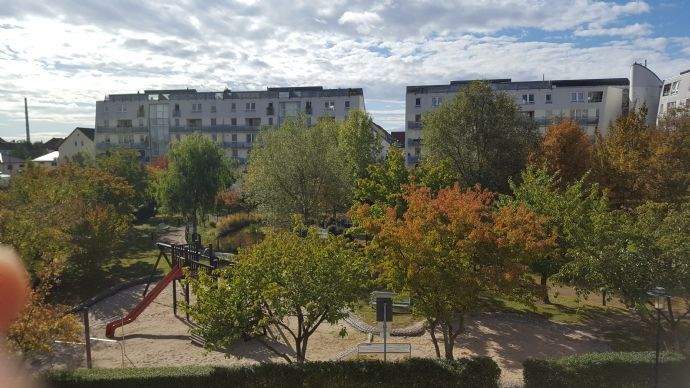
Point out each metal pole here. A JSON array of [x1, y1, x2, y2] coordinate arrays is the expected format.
[[82, 309, 92, 369], [383, 301, 387, 362], [172, 279, 177, 317], [185, 283, 190, 321], [655, 308, 660, 388]]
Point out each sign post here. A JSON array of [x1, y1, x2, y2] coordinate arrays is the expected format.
[[374, 291, 394, 362]]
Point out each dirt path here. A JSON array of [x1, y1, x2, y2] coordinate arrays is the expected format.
[[45, 279, 610, 386]]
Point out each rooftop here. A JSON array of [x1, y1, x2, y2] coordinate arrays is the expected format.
[[32, 150, 59, 162], [407, 78, 629, 94], [105, 86, 363, 102]]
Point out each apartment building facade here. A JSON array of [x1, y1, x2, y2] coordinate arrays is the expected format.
[[95, 86, 365, 163], [657, 69, 690, 121], [404, 78, 629, 165]]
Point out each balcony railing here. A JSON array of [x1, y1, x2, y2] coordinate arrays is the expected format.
[[97, 142, 147, 150], [169, 125, 261, 133], [407, 121, 422, 130], [407, 138, 421, 147], [533, 117, 600, 126], [222, 141, 253, 149], [96, 126, 148, 134], [406, 155, 420, 164]]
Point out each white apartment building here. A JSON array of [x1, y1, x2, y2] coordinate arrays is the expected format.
[[657, 69, 690, 121], [404, 78, 629, 165], [95, 86, 365, 163]]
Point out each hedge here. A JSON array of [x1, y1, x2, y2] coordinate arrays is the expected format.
[[45, 357, 500, 388], [523, 351, 690, 388]]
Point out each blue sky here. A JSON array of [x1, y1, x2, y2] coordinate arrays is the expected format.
[[0, 0, 689, 140]]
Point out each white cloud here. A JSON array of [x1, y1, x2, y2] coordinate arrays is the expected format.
[[338, 11, 382, 34], [575, 23, 652, 37]]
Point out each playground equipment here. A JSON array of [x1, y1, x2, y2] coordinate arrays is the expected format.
[[104, 241, 229, 339]]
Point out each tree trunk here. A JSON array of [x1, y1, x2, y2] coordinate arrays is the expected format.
[[540, 273, 550, 304], [441, 323, 454, 360], [427, 319, 441, 358]]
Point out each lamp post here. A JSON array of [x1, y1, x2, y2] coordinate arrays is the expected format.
[[647, 286, 668, 388]]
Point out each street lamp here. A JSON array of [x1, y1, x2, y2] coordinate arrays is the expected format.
[[647, 286, 668, 388]]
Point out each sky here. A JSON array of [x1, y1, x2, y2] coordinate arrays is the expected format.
[[0, 0, 689, 140]]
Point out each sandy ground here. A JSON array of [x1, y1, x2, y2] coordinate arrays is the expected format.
[[45, 280, 609, 387]]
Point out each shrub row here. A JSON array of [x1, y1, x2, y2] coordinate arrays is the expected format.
[[45, 357, 500, 388], [216, 213, 260, 238], [523, 351, 690, 388]]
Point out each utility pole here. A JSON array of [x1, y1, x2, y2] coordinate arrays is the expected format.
[[24, 97, 30, 143]]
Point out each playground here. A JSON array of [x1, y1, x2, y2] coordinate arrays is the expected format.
[[46, 276, 612, 386]]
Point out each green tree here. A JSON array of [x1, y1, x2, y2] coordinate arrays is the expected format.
[[412, 156, 457, 193], [422, 81, 538, 192], [354, 184, 552, 359], [500, 167, 609, 303], [97, 149, 148, 207], [245, 117, 352, 225], [354, 147, 409, 209], [338, 110, 381, 180], [153, 134, 233, 239], [188, 229, 369, 362]]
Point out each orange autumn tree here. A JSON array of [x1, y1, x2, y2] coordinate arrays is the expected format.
[[352, 184, 554, 360], [530, 120, 592, 185]]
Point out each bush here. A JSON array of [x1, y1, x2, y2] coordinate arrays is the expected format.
[[45, 357, 499, 388], [216, 213, 260, 238], [523, 351, 689, 388]]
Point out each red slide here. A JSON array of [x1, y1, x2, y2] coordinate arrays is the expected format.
[[105, 266, 183, 338]]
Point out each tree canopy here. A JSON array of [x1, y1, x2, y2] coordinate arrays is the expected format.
[[421, 81, 538, 192], [188, 228, 369, 362], [530, 120, 592, 185]]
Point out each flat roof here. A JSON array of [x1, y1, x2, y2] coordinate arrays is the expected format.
[[105, 86, 363, 101], [407, 77, 629, 94]]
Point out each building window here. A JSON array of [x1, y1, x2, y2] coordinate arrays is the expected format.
[[174, 118, 179, 126], [305, 101, 312, 114], [414, 114, 421, 123], [671, 81, 680, 95], [210, 105, 217, 113], [138, 118, 144, 127], [211, 118, 217, 126], [345, 100, 351, 110], [231, 134, 237, 142], [231, 103, 236, 111], [81, 141, 84, 146], [545, 94, 552, 104], [74, 141, 78, 147], [245, 102, 256, 111], [325, 101, 335, 111], [268, 117, 273, 125], [246, 134, 252, 142], [521, 94, 535, 104], [668, 101, 676, 110], [662, 83, 671, 96], [212, 133, 217, 141], [686, 98, 690, 107], [117, 119, 132, 127], [140, 135, 145, 143], [232, 149, 238, 157], [588, 91, 604, 103], [192, 103, 202, 112], [231, 118, 237, 125], [431, 97, 442, 107], [118, 104, 127, 112], [570, 92, 585, 103], [415, 97, 421, 107]]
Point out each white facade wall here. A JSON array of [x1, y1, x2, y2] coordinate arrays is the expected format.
[[404, 79, 629, 165], [58, 128, 95, 164], [658, 70, 690, 122], [95, 87, 365, 163], [630, 63, 663, 126]]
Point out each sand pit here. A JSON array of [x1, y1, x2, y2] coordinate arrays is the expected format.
[[46, 279, 610, 386]]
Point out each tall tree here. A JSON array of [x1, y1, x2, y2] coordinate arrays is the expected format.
[[500, 167, 609, 303], [338, 110, 381, 180], [530, 120, 592, 185], [153, 134, 233, 239], [188, 229, 369, 362], [592, 110, 690, 207], [354, 147, 409, 210], [354, 184, 553, 359], [422, 81, 538, 192], [245, 117, 352, 225], [97, 149, 149, 207]]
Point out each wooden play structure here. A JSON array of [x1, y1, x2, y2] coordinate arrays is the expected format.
[[105, 241, 230, 339]]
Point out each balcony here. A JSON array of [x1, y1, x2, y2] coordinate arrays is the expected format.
[[406, 155, 420, 164], [407, 138, 421, 147], [169, 125, 261, 133], [96, 126, 148, 134], [222, 141, 253, 149], [533, 117, 599, 126], [97, 142, 147, 151], [407, 121, 422, 130], [172, 110, 181, 117]]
